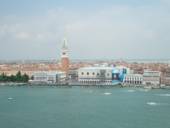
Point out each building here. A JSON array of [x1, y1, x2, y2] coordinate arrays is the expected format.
[[123, 74, 143, 86], [78, 66, 128, 85], [114, 66, 130, 82], [78, 66, 113, 85], [143, 70, 161, 86], [68, 69, 78, 81], [61, 38, 70, 74], [161, 68, 170, 86], [29, 71, 66, 84]]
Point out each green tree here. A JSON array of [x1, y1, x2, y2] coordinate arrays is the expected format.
[[16, 71, 22, 82], [0, 71, 29, 83], [1, 73, 7, 82], [22, 73, 29, 82], [10, 75, 16, 82]]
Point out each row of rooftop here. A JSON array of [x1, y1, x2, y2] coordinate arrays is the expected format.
[[27, 64, 170, 87], [0, 61, 170, 87]]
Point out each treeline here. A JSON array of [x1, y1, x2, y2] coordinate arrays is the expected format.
[[0, 71, 29, 83]]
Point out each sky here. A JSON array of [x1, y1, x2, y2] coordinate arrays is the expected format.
[[0, 0, 170, 60]]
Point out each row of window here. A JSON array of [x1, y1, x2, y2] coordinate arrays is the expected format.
[[81, 72, 110, 76], [81, 72, 99, 76], [79, 80, 112, 83], [124, 81, 142, 84], [124, 77, 142, 80]]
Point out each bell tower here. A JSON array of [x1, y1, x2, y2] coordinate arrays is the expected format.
[[61, 38, 69, 74]]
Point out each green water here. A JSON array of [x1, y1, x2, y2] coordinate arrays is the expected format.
[[0, 86, 170, 128]]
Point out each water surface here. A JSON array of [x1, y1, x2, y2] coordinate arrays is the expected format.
[[0, 86, 170, 128]]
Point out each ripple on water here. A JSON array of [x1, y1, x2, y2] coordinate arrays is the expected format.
[[138, 89, 150, 92], [89, 90, 94, 93], [158, 94, 170, 97], [127, 90, 135, 93]]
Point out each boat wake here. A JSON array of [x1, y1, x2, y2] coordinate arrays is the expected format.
[[8, 97, 13, 100], [147, 102, 158, 106], [104, 92, 112, 95]]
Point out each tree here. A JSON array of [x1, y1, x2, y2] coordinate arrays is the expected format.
[[10, 75, 16, 82], [16, 71, 22, 82], [1, 73, 7, 82], [0, 71, 29, 83], [22, 73, 29, 82]]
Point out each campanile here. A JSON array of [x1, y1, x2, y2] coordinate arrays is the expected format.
[[61, 38, 69, 74]]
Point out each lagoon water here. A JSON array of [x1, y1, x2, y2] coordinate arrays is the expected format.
[[0, 86, 170, 128]]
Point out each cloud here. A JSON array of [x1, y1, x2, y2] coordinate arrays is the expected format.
[[65, 5, 170, 59], [0, 3, 170, 60], [15, 32, 31, 40]]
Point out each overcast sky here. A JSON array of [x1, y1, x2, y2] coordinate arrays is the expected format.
[[0, 0, 170, 60]]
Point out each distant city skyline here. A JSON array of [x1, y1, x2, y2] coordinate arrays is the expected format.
[[0, 0, 170, 60]]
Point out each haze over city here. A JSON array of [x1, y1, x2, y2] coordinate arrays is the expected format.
[[0, 0, 170, 60]]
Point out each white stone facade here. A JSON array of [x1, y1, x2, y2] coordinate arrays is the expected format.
[[78, 67, 113, 85], [143, 70, 161, 86], [30, 71, 66, 84], [123, 74, 143, 85]]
